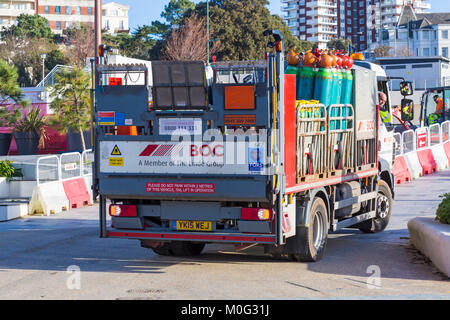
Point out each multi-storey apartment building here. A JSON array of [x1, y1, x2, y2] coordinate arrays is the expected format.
[[379, 9, 450, 59], [282, 0, 431, 51], [0, 0, 36, 30], [36, 0, 95, 34]]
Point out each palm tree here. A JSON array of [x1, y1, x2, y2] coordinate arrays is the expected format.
[[49, 67, 91, 151]]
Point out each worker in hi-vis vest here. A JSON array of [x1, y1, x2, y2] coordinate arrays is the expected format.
[[428, 95, 447, 125], [378, 92, 391, 123]]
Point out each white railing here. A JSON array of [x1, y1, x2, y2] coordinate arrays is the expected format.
[[395, 122, 450, 158], [36, 155, 60, 185], [36, 65, 73, 88], [36, 150, 93, 185]]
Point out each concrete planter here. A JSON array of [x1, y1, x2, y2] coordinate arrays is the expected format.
[[13, 131, 40, 155], [0, 133, 12, 155], [0, 201, 28, 221], [408, 217, 450, 278]]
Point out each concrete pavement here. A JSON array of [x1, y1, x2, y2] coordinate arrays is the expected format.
[[0, 170, 449, 299]]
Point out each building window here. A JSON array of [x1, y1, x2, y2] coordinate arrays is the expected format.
[[385, 65, 406, 70], [412, 64, 432, 69], [66, 21, 72, 28], [119, 21, 124, 30], [442, 30, 449, 39], [360, 35, 364, 41], [443, 47, 449, 58], [66, 6, 71, 15], [44, 6, 49, 14], [88, 7, 92, 15], [76, 7, 81, 15], [55, 6, 60, 14], [56, 21, 61, 30], [423, 48, 430, 56]]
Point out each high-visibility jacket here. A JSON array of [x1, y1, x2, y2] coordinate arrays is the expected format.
[[436, 98, 444, 114], [379, 108, 391, 123]]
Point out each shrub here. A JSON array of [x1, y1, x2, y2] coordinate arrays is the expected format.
[[0, 160, 22, 181], [436, 193, 450, 225]]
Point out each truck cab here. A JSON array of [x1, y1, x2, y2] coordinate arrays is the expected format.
[[353, 60, 398, 171], [420, 87, 450, 127]]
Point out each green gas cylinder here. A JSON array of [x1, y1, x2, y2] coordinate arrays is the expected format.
[[313, 68, 333, 107], [296, 66, 315, 100], [335, 69, 344, 104], [341, 69, 354, 105], [285, 65, 297, 75]]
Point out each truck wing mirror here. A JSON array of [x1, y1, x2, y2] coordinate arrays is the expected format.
[[401, 98, 414, 122], [400, 81, 413, 96]]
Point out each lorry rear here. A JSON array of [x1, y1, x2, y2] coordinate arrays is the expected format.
[[94, 31, 394, 261]]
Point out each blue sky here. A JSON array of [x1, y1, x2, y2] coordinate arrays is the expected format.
[[107, 0, 450, 32]]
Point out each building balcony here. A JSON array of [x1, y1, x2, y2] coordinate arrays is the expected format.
[[317, 1, 337, 9], [283, 14, 297, 20], [316, 9, 337, 17], [0, 8, 35, 17], [282, 4, 298, 11]]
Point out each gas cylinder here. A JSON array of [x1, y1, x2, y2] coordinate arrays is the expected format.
[[296, 66, 315, 100], [336, 69, 344, 104], [285, 65, 297, 75], [313, 68, 333, 107], [341, 69, 354, 105], [329, 68, 339, 105]]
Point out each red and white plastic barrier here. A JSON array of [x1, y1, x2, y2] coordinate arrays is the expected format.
[[29, 150, 93, 216], [392, 121, 450, 185]]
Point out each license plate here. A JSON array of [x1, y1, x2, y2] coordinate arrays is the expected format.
[[174, 220, 212, 232]]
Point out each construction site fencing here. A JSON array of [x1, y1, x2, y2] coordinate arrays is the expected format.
[[37, 150, 93, 185]]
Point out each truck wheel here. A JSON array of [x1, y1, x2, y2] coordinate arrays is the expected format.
[[290, 197, 328, 262], [358, 180, 392, 233], [152, 242, 205, 257]]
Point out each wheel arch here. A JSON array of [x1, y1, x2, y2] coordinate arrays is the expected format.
[[378, 158, 395, 199], [296, 187, 330, 227]]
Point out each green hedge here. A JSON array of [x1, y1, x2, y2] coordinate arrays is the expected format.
[[436, 193, 450, 225]]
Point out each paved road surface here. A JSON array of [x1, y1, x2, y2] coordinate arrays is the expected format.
[[0, 170, 449, 300]]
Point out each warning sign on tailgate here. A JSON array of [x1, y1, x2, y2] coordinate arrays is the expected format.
[[99, 141, 268, 175], [146, 183, 215, 194]]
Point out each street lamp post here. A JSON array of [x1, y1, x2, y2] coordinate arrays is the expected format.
[[206, 0, 210, 64], [40, 53, 47, 83]]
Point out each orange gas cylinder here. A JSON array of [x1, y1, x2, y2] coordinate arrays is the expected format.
[[302, 49, 317, 67], [318, 50, 333, 68], [329, 50, 338, 68], [287, 46, 300, 66]]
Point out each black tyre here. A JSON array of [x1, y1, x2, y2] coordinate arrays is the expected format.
[[290, 197, 328, 262], [358, 180, 393, 233], [152, 241, 205, 257]]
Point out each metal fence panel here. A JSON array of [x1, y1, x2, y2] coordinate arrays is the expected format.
[[60, 152, 82, 180], [393, 132, 402, 156], [402, 129, 415, 153], [442, 121, 450, 143], [81, 149, 94, 176], [415, 126, 429, 149], [36, 155, 60, 185], [429, 123, 441, 146]]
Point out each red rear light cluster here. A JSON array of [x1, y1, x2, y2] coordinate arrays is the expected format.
[[109, 204, 137, 217], [241, 208, 273, 221]]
